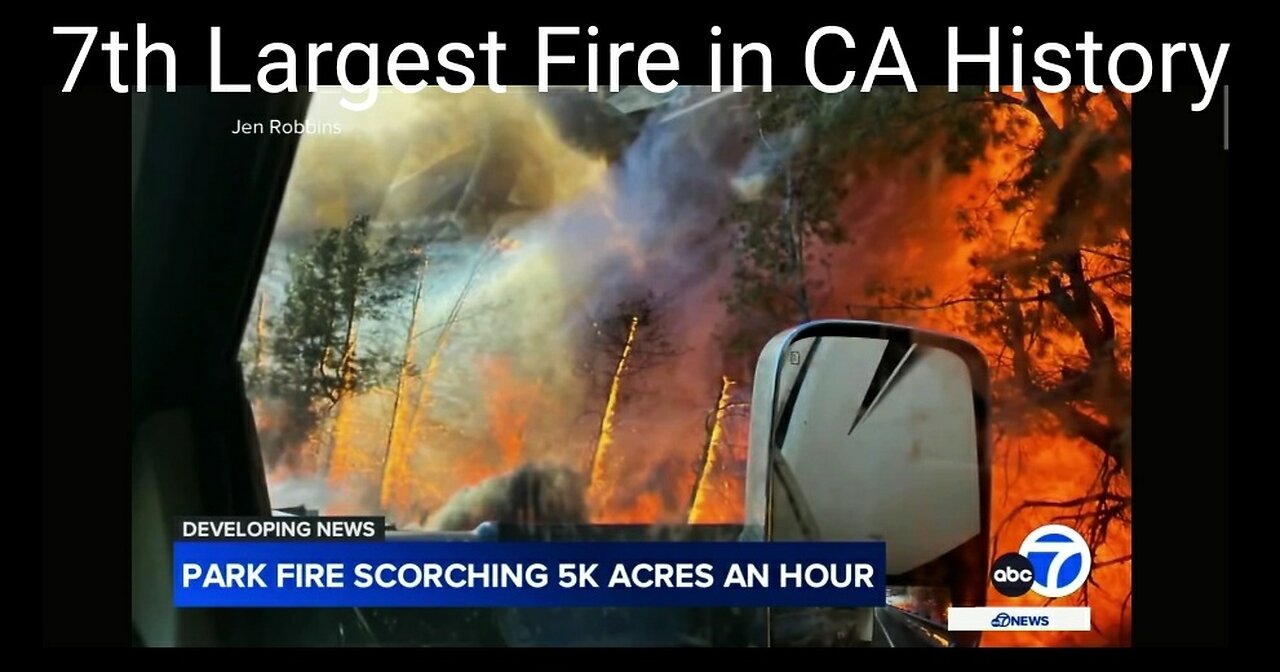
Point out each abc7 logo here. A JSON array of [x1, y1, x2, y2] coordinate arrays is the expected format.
[[991, 524, 1092, 599]]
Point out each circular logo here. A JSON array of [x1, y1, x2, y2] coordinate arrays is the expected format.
[[1019, 524, 1092, 599], [990, 552, 1035, 597]]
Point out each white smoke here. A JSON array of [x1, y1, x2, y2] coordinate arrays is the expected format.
[[266, 474, 332, 511], [250, 87, 773, 521]]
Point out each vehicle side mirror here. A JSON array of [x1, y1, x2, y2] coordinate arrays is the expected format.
[[745, 321, 992, 647]]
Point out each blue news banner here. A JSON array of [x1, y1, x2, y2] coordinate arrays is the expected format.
[[173, 517, 887, 609]]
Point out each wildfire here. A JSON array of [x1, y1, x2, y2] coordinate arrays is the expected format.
[[252, 292, 268, 373], [324, 325, 361, 488], [607, 491, 665, 525], [688, 375, 734, 523], [829, 89, 1133, 646], [379, 256, 429, 516], [982, 433, 1132, 646], [409, 328, 452, 445], [323, 395, 386, 515], [483, 356, 536, 471], [587, 314, 639, 507], [249, 86, 1129, 648]]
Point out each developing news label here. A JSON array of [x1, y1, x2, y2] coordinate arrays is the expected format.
[[172, 540, 887, 608], [174, 516, 385, 541]]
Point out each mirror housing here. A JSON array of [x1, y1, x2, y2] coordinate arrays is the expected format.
[[746, 320, 992, 646]]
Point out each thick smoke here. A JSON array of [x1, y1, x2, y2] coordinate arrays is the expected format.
[[255, 88, 761, 524], [418, 90, 757, 522]]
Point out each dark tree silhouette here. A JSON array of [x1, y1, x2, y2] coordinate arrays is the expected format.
[[583, 292, 683, 379], [260, 215, 423, 468], [719, 88, 853, 360]]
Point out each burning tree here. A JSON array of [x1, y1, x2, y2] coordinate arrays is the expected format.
[[242, 291, 270, 391], [728, 86, 1132, 643], [843, 87, 1131, 559], [582, 292, 683, 383], [376, 252, 431, 514], [377, 238, 520, 522], [686, 374, 738, 523], [580, 292, 685, 505], [259, 215, 423, 470]]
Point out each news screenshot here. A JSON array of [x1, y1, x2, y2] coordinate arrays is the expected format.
[[43, 16, 1232, 651]]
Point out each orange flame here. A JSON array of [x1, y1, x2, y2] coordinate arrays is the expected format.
[[483, 356, 535, 471], [828, 90, 1132, 646], [324, 323, 361, 486], [252, 291, 268, 374], [379, 258, 429, 518], [252, 88, 1128, 647], [689, 375, 735, 523]]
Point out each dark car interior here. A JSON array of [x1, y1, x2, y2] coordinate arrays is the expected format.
[[133, 87, 318, 646]]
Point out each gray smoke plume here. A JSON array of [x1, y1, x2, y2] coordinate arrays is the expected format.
[[249, 87, 767, 522]]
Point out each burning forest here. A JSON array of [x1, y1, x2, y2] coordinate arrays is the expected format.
[[240, 85, 1132, 646]]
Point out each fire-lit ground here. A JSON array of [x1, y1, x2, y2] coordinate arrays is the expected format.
[[248, 85, 1130, 647]]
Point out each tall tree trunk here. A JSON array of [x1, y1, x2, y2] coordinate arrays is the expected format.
[[403, 240, 495, 439], [323, 324, 360, 477], [252, 291, 268, 378], [687, 376, 734, 523], [588, 315, 640, 496], [784, 160, 812, 321], [379, 256, 430, 514]]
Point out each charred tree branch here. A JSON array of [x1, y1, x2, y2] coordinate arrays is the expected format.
[[1093, 554, 1133, 569], [1022, 89, 1062, 137], [846, 270, 1130, 313], [1104, 88, 1132, 131], [1054, 405, 1124, 463]]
